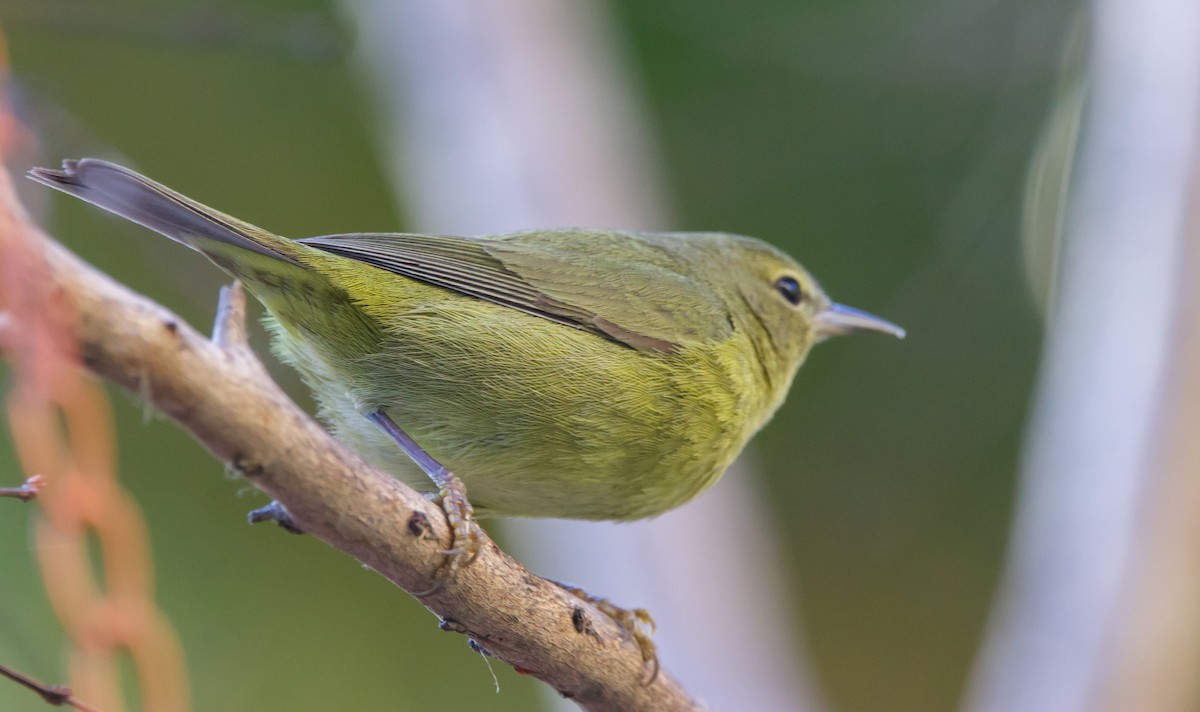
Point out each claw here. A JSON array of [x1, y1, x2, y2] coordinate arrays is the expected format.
[[431, 477, 482, 575], [554, 581, 659, 684]]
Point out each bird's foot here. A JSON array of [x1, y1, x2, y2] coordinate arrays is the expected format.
[[554, 580, 659, 684], [365, 410, 484, 584], [427, 474, 483, 576]]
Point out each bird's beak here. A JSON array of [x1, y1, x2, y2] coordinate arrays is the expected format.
[[815, 303, 906, 341]]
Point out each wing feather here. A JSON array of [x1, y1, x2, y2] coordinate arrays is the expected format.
[[299, 230, 731, 353]]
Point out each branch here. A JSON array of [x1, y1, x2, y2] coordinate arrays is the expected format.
[[0, 474, 45, 501], [0, 662, 102, 712], [0, 168, 702, 711]]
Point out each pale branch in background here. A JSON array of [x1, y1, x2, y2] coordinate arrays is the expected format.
[[965, 0, 1200, 710], [0, 167, 703, 712]]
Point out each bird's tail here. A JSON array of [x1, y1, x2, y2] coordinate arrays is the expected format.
[[28, 158, 307, 266]]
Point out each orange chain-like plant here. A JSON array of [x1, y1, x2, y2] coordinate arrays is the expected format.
[[0, 72, 191, 711]]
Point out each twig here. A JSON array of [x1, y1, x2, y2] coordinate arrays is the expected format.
[[0, 168, 701, 710], [0, 473, 44, 501], [246, 498, 304, 534], [0, 662, 103, 712]]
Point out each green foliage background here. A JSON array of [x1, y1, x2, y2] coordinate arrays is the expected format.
[[1, 0, 1075, 709]]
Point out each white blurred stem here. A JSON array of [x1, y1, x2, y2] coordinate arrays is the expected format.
[[1095, 188, 1200, 712], [339, 1, 825, 710], [965, 1, 1200, 711]]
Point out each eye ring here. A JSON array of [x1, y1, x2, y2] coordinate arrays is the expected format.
[[774, 275, 803, 305]]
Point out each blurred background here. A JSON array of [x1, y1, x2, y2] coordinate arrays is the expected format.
[[3, 0, 1196, 711]]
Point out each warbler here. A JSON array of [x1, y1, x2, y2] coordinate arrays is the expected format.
[[30, 159, 902, 531]]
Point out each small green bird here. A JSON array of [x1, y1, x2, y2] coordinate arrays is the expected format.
[[30, 159, 902, 532]]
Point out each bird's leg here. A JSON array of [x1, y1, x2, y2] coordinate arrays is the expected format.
[[552, 580, 659, 684], [366, 411, 481, 576]]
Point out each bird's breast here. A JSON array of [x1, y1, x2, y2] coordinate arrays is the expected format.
[[268, 286, 766, 520]]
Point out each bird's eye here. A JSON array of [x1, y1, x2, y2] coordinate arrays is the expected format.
[[774, 275, 803, 305]]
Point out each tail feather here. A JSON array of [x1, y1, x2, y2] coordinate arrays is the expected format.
[[28, 159, 302, 265]]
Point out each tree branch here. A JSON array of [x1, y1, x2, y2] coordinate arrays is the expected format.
[[0, 662, 103, 712], [0, 166, 702, 711]]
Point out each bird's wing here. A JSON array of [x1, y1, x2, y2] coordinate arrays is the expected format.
[[298, 230, 732, 353]]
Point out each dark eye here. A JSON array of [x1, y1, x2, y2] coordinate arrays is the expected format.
[[774, 275, 803, 305]]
